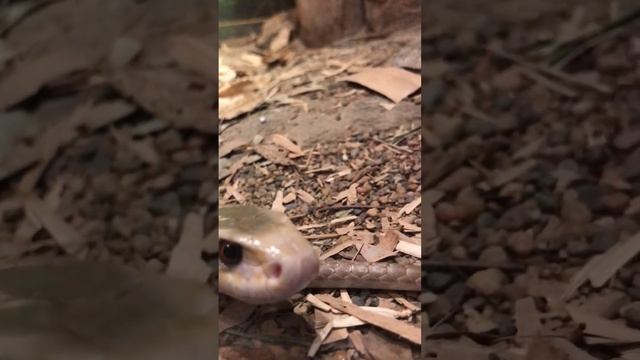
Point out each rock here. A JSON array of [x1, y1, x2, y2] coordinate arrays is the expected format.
[[426, 272, 455, 292], [108, 36, 142, 68], [428, 296, 452, 322], [492, 66, 523, 92], [113, 150, 142, 172], [599, 191, 630, 213], [566, 238, 590, 257], [463, 118, 497, 137], [561, 191, 592, 224], [464, 308, 498, 333], [455, 187, 485, 219], [146, 174, 175, 191], [423, 79, 445, 112], [148, 192, 181, 216], [179, 165, 211, 183], [156, 130, 183, 153], [590, 225, 619, 253], [436, 166, 479, 192], [613, 127, 640, 150], [132, 234, 153, 255], [431, 114, 462, 145], [450, 245, 468, 260], [479, 246, 510, 264], [507, 230, 534, 257], [444, 282, 471, 308], [485, 230, 507, 246], [620, 302, 640, 327], [536, 192, 559, 212], [467, 269, 507, 296], [572, 99, 595, 116], [494, 313, 516, 336], [622, 148, 640, 179], [497, 202, 539, 231]]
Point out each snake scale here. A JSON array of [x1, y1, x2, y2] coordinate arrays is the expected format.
[[219, 206, 420, 304]]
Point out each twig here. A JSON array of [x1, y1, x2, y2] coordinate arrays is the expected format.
[[487, 45, 612, 94], [422, 259, 526, 271]]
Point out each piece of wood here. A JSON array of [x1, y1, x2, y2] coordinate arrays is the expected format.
[[314, 294, 420, 345], [296, 0, 364, 47]]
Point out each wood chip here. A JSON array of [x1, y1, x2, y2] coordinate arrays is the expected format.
[[314, 294, 421, 345], [167, 35, 216, 80], [379, 230, 400, 252], [563, 231, 640, 300], [254, 144, 293, 165], [306, 294, 332, 312], [348, 330, 371, 359], [271, 134, 304, 155], [359, 243, 398, 263], [395, 196, 421, 219], [0, 50, 88, 110], [566, 305, 640, 342], [219, 138, 247, 158], [296, 189, 316, 204], [319, 240, 357, 260], [514, 297, 541, 342], [308, 322, 333, 358], [24, 197, 86, 256], [395, 240, 421, 258], [83, 100, 137, 131], [271, 190, 285, 213], [341, 67, 421, 103], [166, 212, 211, 283], [111, 128, 160, 165], [489, 159, 538, 188]]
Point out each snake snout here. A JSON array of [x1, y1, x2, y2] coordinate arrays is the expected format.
[[264, 261, 283, 279]]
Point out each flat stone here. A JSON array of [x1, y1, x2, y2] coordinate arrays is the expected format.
[[0, 262, 215, 359]]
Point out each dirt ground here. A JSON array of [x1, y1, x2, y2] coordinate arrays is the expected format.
[[218, 11, 421, 360], [424, 0, 640, 359]]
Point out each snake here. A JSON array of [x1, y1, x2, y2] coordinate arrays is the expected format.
[[219, 206, 421, 304]]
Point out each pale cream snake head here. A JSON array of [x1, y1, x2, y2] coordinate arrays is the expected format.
[[218, 206, 320, 304]]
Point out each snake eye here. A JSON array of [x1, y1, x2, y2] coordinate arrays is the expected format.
[[220, 240, 243, 266]]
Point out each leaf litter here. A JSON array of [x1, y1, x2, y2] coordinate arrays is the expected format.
[[0, 1, 216, 358], [424, 0, 640, 358]]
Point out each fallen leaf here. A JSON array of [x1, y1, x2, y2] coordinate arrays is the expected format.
[[24, 197, 86, 256], [168, 35, 216, 80], [563, 231, 640, 300], [271, 134, 303, 155], [0, 50, 87, 110], [359, 243, 398, 263], [271, 190, 285, 212], [341, 67, 421, 103], [566, 305, 640, 342], [111, 128, 160, 165], [166, 212, 211, 283], [314, 294, 421, 345]]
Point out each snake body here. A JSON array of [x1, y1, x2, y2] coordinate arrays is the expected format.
[[219, 206, 420, 304]]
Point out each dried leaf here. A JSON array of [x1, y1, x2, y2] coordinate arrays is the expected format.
[[166, 212, 211, 283], [314, 294, 420, 345], [341, 67, 421, 103], [0, 50, 87, 110], [24, 197, 86, 256]]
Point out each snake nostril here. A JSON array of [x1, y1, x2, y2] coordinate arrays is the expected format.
[[265, 262, 282, 279]]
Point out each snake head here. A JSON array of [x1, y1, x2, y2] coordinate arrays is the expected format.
[[219, 206, 320, 304]]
